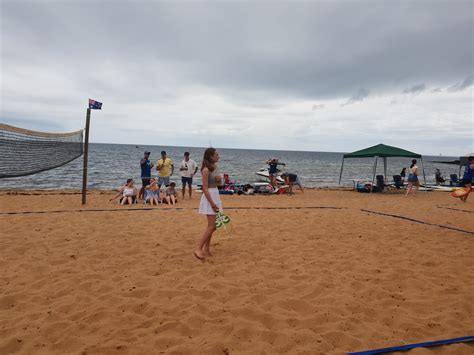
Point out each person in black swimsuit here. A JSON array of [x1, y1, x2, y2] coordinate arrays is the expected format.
[[266, 158, 285, 189]]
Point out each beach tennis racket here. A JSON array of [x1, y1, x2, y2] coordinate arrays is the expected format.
[[215, 211, 232, 235], [451, 187, 470, 198]]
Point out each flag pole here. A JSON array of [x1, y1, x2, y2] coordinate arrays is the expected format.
[[81, 108, 91, 205]]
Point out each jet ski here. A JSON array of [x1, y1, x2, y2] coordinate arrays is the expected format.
[[256, 167, 285, 184]]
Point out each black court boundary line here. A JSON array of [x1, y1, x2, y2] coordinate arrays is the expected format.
[[0, 207, 184, 215], [436, 205, 474, 214], [361, 209, 474, 235], [226, 206, 346, 210], [0, 206, 346, 216]]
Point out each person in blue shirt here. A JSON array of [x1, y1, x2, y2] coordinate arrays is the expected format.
[[460, 156, 473, 202], [139, 151, 154, 200]]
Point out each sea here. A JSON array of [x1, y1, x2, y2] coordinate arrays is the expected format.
[[0, 143, 463, 190]]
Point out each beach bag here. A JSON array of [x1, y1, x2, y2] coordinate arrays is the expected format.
[[277, 187, 287, 194], [252, 183, 274, 194]]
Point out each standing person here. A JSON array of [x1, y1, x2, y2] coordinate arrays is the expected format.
[[405, 159, 420, 196], [400, 168, 406, 184], [139, 151, 153, 200], [281, 173, 304, 194], [460, 156, 474, 202], [180, 151, 198, 200], [194, 148, 222, 260], [156, 150, 174, 188], [266, 158, 285, 190]]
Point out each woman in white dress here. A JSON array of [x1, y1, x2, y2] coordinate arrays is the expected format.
[[194, 148, 222, 260]]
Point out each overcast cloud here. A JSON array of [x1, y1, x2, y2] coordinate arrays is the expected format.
[[1, 0, 473, 155], [402, 84, 426, 95]]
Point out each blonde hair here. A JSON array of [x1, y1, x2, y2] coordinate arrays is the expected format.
[[201, 147, 216, 172]]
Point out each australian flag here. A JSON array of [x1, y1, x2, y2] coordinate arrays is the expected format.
[[89, 99, 103, 110]]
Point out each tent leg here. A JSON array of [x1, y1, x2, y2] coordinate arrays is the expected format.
[[371, 156, 378, 193], [420, 157, 427, 193], [383, 157, 387, 182], [338, 158, 345, 187]]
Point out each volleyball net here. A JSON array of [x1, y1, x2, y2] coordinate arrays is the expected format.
[[0, 123, 84, 178]]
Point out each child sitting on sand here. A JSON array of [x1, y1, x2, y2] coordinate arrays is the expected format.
[[162, 181, 178, 205], [144, 178, 160, 205], [110, 179, 137, 205]]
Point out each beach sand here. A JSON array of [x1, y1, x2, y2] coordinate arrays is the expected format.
[[0, 189, 473, 354]]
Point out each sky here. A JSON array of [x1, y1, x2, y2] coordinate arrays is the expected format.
[[1, 0, 473, 156]]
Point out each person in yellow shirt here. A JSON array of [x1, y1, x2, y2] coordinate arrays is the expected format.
[[156, 150, 174, 188]]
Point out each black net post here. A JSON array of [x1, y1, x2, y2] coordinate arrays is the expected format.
[[81, 108, 91, 205]]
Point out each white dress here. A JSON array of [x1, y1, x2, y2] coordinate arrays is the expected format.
[[198, 168, 223, 215], [199, 188, 222, 215]]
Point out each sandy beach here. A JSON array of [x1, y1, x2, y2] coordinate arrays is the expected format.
[[0, 189, 473, 354]]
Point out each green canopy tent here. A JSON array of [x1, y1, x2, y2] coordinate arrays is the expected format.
[[338, 143, 426, 191]]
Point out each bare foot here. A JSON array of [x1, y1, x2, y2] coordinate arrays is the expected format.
[[202, 250, 212, 257], [193, 250, 205, 260]]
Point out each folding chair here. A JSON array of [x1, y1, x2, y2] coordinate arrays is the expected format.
[[450, 174, 460, 186]]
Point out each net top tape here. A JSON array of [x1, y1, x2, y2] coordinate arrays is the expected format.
[[0, 123, 84, 138]]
